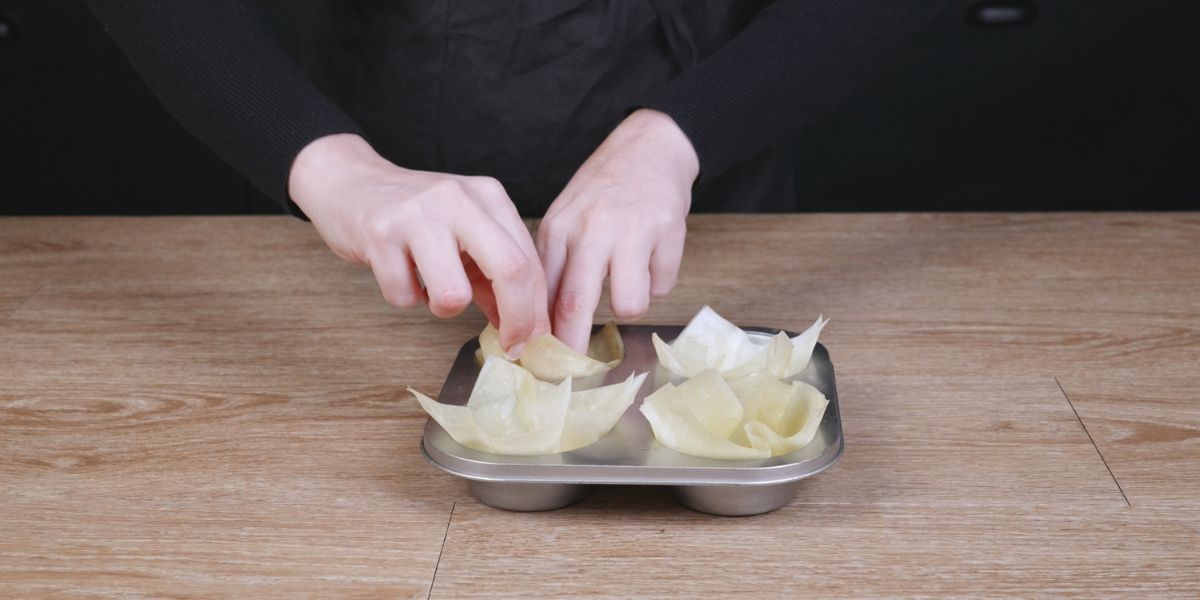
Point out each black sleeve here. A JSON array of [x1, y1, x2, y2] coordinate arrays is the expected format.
[[645, 0, 945, 182], [86, 0, 364, 210]]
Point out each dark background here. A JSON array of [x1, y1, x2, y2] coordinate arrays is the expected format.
[[2, 0, 1196, 215]]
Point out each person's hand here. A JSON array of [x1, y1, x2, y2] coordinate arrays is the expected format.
[[289, 134, 550, 355], [537, 109, 699, 353]]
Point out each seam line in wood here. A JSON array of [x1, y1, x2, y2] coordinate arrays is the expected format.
[[428, 501, 457, 600], [1055, 376, 1131, 507]]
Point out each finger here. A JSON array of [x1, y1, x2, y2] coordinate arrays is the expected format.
[[649, 226, 686, 298], [409, 228, 473, 318], [369, 246, 422, 309], [463, 254, 500, 327], [609, 242, 652, 320], [452, 215, 539, 351], [537, 222, 568, 316], [478, 198, 551, 338], [553, 238, 611, 353]]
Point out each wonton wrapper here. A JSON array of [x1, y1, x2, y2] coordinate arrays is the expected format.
[[559, 370, 648, 452], [640, 369, 828, 460], [640, 370, 769, 460], [411, 357, 644, 456], [475, 322, 625, 382], [652, 306, 828, 379], [728, 372, 828, 455]]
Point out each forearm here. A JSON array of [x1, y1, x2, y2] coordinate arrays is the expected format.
[[645, 0, 944, 181], [86, 0, 363, 209]]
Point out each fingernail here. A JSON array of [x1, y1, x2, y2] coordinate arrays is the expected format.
[[505, 342, 526, 361]]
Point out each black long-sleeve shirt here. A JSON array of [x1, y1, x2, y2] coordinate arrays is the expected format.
[[86, 0, 942, 215]]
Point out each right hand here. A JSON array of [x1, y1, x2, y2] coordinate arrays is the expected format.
[[289, 133, 550, 355]]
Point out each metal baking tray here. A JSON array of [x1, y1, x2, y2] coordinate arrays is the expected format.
[[420, 324, 843, 516]]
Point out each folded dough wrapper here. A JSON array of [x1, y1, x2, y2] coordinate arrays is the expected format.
[[476, 322, 624, 382], [640, 368, 829, 460], [559, 371, 648, 452], [411, 357, 644, 456], [652, 306, 828, 379], [729, 372, 828, 455], [640, 371, 771, 461]]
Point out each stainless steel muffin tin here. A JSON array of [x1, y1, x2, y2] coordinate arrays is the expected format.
[[420, 324, 843, 516]]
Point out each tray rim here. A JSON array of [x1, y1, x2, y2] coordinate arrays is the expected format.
[[418, 324, 844, 487]]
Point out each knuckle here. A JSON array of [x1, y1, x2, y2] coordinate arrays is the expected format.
[[330, 246, 362, 264], [538, 218, 569, 247], [364, 214, 401, 242], [381, 278, 424, 309], [427, 291, 472, 319], [427, 178, 469, 199], [502, 313, 535, 337], [645, 210, 677, 231], [495, 252, 533, 281], [579, 207, 615, 232], [612, 297, 648, 320], [382, 287, 419, 309], [555, 290, 593, 319], [430, 287, 472, 311], [650, 280, 676, 298], [468, 176, 507, 199]]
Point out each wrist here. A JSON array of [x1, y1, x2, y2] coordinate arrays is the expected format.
[[622, 109, 700, 186], [288, 134, 393, 218]]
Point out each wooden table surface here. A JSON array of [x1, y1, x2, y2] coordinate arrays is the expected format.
[[1, 214, 1197, 598]]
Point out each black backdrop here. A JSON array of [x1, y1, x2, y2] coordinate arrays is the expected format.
[[2, 1, 1197, 215]]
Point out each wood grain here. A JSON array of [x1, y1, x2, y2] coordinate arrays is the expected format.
[[0, 376, 462, 598], [659, 214, 1200, 380], [0, 280, 40, 321], [433, 499, 1199, 599], [2, 214, 1198, 598]]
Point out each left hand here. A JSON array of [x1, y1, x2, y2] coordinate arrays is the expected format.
[[537, 109, 700, 353]]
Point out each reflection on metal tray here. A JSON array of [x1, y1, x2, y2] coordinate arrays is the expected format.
[[420, 324, 844, 516]]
